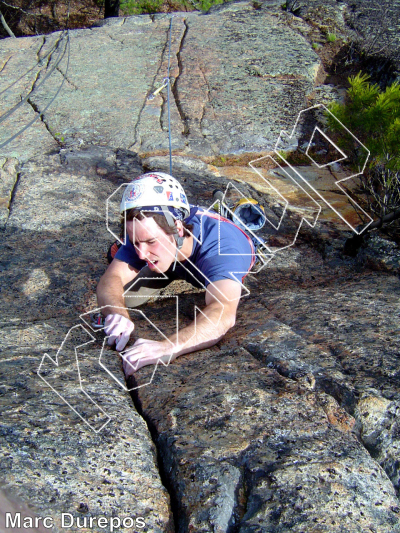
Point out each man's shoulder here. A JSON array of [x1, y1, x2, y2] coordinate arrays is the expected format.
[[190, 208, 246, 237], [189, 208, 253, 255]]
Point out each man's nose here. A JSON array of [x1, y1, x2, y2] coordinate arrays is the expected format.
[[135, 243, 148, 260]]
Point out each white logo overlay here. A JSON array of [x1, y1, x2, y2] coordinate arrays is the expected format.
[[37, 104, 373, 431]]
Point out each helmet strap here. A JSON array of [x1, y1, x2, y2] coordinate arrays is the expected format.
[[172, 247, 179, 272], [161, 206, 185, 250], [160, 206, 184, 271]]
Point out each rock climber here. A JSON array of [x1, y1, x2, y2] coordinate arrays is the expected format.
[[95, 172, 256, 375]]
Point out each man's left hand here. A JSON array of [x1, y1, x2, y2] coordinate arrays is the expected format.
[[121, 338, 174, 376]]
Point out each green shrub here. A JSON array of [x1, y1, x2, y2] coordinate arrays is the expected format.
[[327, 72, 400, 220], [120, 0, 233, 13], [120, 0, 163, 14], [327, 33, 337, 43], [182, 0, 231, 11]]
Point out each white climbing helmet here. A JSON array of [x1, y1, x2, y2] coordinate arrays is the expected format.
[[120, 172, 190, 218]]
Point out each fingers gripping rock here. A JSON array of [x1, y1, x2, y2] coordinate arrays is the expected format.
[[104, 314, 134, 351]]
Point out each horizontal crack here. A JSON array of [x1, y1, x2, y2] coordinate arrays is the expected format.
[[244, 335, 400, 501], [106, 32, 125, 45]]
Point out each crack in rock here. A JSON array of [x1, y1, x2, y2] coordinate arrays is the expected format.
[[242, 310, 400, 501], [0, 157, 20, 230], [198, 63, 213, 140], [130, 22, 172, 151], [0, 55, 12, 74], [55, 66, 78, 90], [356, 395, 400, 498], [129, 389, 177, 532], [26, 97, 60, 145], [171, 20, 190, 136], [36, 35, 46, 64]]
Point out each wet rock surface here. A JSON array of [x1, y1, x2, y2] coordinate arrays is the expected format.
[[1, 2, 400, 532]]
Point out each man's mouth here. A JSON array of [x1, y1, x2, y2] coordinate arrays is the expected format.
[[146, 259, 159, 268]]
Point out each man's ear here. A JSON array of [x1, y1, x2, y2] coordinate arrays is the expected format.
[[176, 220, 184, 237]]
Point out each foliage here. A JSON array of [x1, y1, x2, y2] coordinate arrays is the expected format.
[[0, 0, 234, 36], [0, 0, 105, 37], [327, 33, 337, 43], [54, 132, 65, 143], [327, 72, 400, 220], [119, 0, 231, 14], [120, 0, 163, 15], [185, 0, 227, 11]]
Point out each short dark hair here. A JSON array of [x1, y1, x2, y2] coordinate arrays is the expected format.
[[120, 208, 193, 239]]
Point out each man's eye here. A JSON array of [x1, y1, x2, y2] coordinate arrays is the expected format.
[[148, 240, 156, 245]]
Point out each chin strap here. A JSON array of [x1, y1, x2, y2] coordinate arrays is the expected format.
[[172, 246, 179, 271], [161, 206, 184, 271]]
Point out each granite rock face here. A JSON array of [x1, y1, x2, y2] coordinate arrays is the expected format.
[[0, 1, 320, 162], [0, 150, 174, 532], [1, 145, 400, 531], [1, 2, 400, 532], [128, 243, 400, 531]]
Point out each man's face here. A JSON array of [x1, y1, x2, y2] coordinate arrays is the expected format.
[[126, 216, 177, 273]]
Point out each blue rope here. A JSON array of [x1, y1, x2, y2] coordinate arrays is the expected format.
[[167, 16, 173, 176]]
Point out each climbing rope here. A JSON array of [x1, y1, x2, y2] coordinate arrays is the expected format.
[[148, 15, 175, 176], [167, 16, 173, 176]]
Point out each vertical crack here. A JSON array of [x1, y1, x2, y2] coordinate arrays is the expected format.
[[171, 20, 190, 136], [130, 23, 172, 150], [237, 467, 249, 528], [4, 168, 21, 231], [129, 379, 249, 532], [43, 32, 64, 71], [129, 388, 177, 532], [36, 36, 46, 64], [29, 69, 42, 95]]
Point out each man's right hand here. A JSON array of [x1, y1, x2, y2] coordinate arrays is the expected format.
[[104, 314, 135, 351]]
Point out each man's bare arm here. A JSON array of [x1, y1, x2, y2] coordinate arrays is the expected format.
[[96, 258, 139, 319], [122, 279, 242, 373], [167, 278, 241, 358]]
